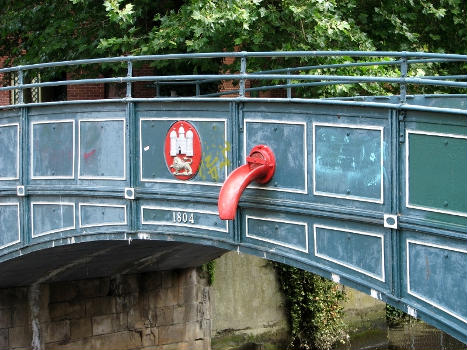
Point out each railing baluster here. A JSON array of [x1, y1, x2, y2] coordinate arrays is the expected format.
[[126, 60, 133, 98], [240, 53, 247, 97], [18, 69, 24, 104], [400, 56, 408, 103]]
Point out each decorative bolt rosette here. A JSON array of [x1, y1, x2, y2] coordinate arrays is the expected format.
[[164, 121, 202, 180]]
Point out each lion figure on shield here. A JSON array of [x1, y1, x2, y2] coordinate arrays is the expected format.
[[170, 156, 193, 176]]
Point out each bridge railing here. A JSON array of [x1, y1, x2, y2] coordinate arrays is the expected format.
[[1, 51, 466, 106]]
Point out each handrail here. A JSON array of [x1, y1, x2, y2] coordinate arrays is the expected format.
[[0, 51, 465, 105], [1, 51, 466, 74], [2, 74, 466, 93]]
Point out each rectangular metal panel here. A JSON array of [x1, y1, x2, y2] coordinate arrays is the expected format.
[[406, 239, 467, 323], [79, 203, 127, 228], [406, 130, 467, 217], [78, 119, 126, 180], [245, 215, 308, 253], [313, 123, 383, 203], [0, 124, 19, 180], [244, 119, 307, 193], [140, 118, 228, 185], [31, 202, 75, 237], [0, 203, 20, 249], [31, 120, 75, 179], [314, 224, 385, 281], [141, 205, 227, 233]]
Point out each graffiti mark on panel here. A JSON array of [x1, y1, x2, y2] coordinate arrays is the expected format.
[[198, 142, 231, 182]]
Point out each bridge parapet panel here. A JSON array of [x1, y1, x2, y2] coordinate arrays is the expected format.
[[240, 207, 391, 292], [0, 100, 465, 344], [27, 104, 130, 188], [401, 228, 467, 334], [139, 199, 232, 242], [401, 110, 467, 228], [0, 110, 21, 186]]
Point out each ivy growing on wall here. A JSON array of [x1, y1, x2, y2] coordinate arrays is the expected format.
[[385, 304, 414, 327], [273, 263, 348, 350], [201, 260, 216, 286]]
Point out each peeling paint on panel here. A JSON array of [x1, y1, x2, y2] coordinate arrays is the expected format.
[[137, 232, 151, 240]]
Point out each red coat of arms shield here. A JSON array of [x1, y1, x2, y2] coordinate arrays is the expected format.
[[164, 121, 202, 180]]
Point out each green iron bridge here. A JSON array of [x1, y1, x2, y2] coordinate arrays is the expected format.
[[0, 51, 466, 343]]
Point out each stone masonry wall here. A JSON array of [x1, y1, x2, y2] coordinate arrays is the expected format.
[[210, 252, 289, 349], [211, 252, 288, 338], [0, 268, 211, 350]]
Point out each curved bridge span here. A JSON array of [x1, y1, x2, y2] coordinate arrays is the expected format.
[[0, 52, 466, 343]]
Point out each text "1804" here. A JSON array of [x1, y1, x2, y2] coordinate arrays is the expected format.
[[172, 211, 195, 224]]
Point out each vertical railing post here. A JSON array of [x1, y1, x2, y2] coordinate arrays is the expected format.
[[126, 60, 133, 98], [155, 82, 160, 97], [239, 52, 247, 97], [400, 55, 408, 104], [18, 69, 24, 104], [287, 70, 292, 99], [196, 83, 200, 97]]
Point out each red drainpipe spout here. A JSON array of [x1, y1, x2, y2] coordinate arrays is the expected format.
[[218, 145, 276, 220]]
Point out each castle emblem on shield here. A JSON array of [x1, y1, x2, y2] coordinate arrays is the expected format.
[[164, 121, 202, 180]]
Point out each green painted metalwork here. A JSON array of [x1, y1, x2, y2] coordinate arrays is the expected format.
[[0, 51, 466, 343], [408, 132, 467, 214]]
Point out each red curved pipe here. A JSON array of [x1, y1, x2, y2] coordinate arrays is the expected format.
[[218, 145, 275, 220]]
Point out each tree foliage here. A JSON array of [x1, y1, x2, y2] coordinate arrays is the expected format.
[[341, 0, 466, 54], [1, 0, 465, 66], [1, 0, 464, 96], [0, 0, 111, 65]]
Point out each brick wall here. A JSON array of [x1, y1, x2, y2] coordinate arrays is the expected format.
[[218, 55, 287, 98], [0, 88, 9, 105], [0, 268, 211, 350], [133, 66, 156, 98], [218, 79, 251, 98], [68, 65, 155, 100], [67, 72, 105, 101], [218, 54, 251, 98], [0, 57, 10, 105]]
